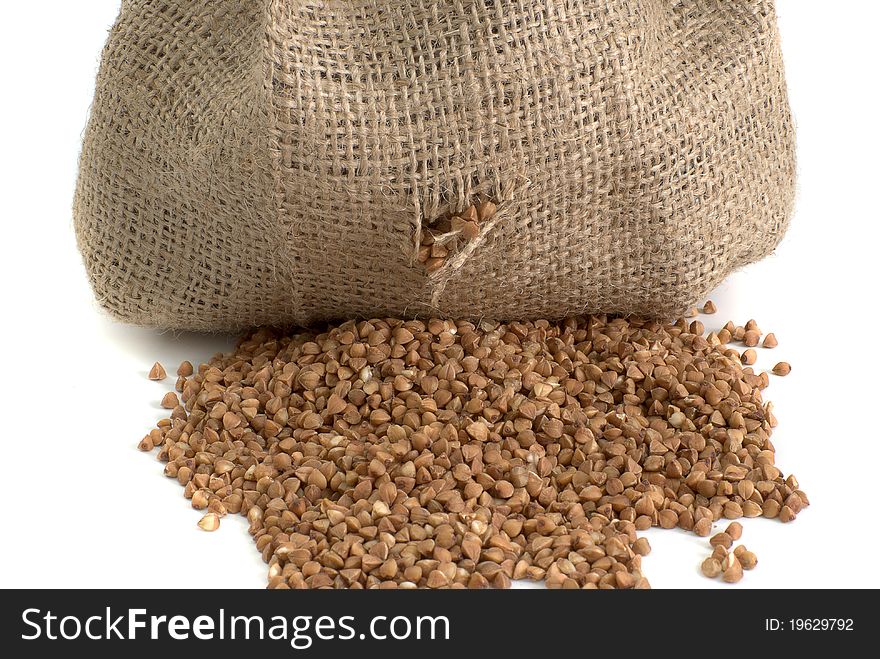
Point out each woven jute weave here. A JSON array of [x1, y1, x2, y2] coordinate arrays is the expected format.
[[74, 0, 795, 332]]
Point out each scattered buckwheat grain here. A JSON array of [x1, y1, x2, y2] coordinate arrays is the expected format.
[[743, 330, 760, 347], [701, 558, 722, 578], [198, 513, 220, 532], [741, 349, 757, 365], [726, 522, 743, 541], [772, 362, 791, 376], [711, 545, 729, 562], [710, 532, 733, 549], [737, 549, 758, 570], [722, 554, 743, 583]]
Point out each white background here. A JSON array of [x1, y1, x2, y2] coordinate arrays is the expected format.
[[0, 1, 877, 589]]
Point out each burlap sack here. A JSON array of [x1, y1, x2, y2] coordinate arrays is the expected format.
[[75, 0, 795, 331]]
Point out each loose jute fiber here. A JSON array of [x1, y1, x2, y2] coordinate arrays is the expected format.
[[74, 1, 795, 332]]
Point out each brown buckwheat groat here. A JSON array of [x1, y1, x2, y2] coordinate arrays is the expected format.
[[148, 362, 167, 381]]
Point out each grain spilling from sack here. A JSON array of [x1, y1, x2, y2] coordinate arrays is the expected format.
[[142, 310, 805, 588]]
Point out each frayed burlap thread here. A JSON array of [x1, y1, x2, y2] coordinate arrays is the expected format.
[[74, 0, 795, 332]]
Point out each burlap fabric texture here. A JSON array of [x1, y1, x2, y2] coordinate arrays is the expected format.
[[74, 0, 795, 331]]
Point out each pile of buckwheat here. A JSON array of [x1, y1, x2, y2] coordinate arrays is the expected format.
[[140, 307, 805, 589]]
